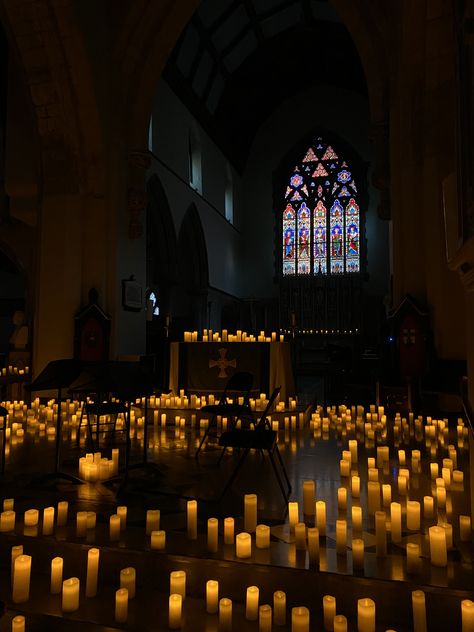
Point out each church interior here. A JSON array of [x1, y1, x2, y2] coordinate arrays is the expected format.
[[0, 0, 474, 630]]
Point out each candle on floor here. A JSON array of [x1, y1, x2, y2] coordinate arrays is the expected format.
[[288, 501, 299, 532], [423, 496, 434, 519], [429, 526, 447, 567], [42, 507, 55, 535], [151, 529, 166, 549], [224, 517, 234, 545], [115, 587, 129, 624], [349, 439, 358, 463], [323, 595, 336, 631], [352, 506, 363, 533], [406, 542, 420, 573], [367, 481, 381, 514], [0, 510, 15, 532], [407, 501, 421, 531], [316, 501, 326, 536], [351, 476, 360, 498], [85, 548, 100, 598], [24, 509, 38, 527], [303, 481, 315, 515], [334, 615, 348, 632], [11, 615, 25, 632], [337, 487, 347, 510], [462, 600, 474, 632], [291, 606, 310, 632], [357, 598, 376, 632], [76, 511, 87, 537], [51, 556, 63, 594], [295, 522, 306, 550], [146, 509, 160, 534], [57, 501, 68, 527], [259, 604, 272, 632], [109, 514, 120, 541], [460, 515, 472, 541], [219, 597, 232, 631], [117, 506, 127, 531], [412, 590, 427, 632], [62, 577, 80, 612], [256, 524, 270, 549], [390, 502, 402, 543], [274, 591, 286, 626], [336, 520, 347, 555], [236, 532, 252, 558], [246, 585, 259, 620], [375, 511, 387, 557], [208, 518, 218, 552], [352, 538, 364, 570], [169, 593, 182, 629], [206, 579, 219, 614], [245, 494, 258, 532], [12, 555, 32, 603], [187, 500, 197, 539], [170, 570, 186, 599]]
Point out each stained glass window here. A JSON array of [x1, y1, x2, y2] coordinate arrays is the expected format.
[[281, 136, 361, 276]]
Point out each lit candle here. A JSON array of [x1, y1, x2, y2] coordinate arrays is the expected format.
[[115, 587, 128, 624], [375, 511, 387, 557], [62, 577, 80, 612], [0, 510, 15, 532], [352, 538, 364, 570], [224, 517, 234, 544], [337, 487, 347, 510], [170, 570, 186, 599], [397, 474, 408, 495], [12, 555, 32, 603], [187, 500, 197, 539], [367, 481, 381, 515], [256, 524, 270, 549], [336, 519, 347, 555], [117, 506, 127, 530], [323, 595, 336, 631], [109, 514, 120, 541], [206, 579, 219, 614], [246, 585, 259, 620], [352, 506, 362, 533], [382, 484, 392, 507], [334, 614, 348, 632], [349, 439, 358, 463], [316, 501, 326, 536], [245, 494, 257, 532], [357, 598, 375, 632], [406, 542, 420, 573], [307, 527, 319, 564], [219, 597, 232, 631], [24, 509, 38, 527], [169, 593, 182, 629], [462, 600, 474, 632], [407, 501, 421, 531], [236, 532, 252, 558], [288, 501, 299, 532], [57, 501, 68, 526], [453, 470, 464, 484], [295, 522, 306, 550], [390, 502, 402, 543], [303, 481, 315, 515], [206, 517, 219, 553], [274, 591, 286, 626], [291, 606, 310, 632], [460, 515, 472, 542], [11, 615, 25, 632], [85, 548, 100, 598], [429, 525, 447, 567], [11, 545, 23, 584], [340, 459, 350, 477], [151, 529, 166, 549], [412, 590, 426, 632], [351, 476, 360, 498], [51, 556, 63, 594], [259, 604, 272, 632], [423, 496, 434, 519], [146, 509, 160, 534], [76, 511, 87, 537]]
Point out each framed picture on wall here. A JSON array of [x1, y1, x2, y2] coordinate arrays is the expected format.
[[122, 278, 143, 311]]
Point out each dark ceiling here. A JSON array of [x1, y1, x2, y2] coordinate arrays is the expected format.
[[163, 0, 367, 172]]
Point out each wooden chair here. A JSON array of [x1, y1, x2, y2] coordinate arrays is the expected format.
[[217, 386, 291, 502], [195, 371, 254, 458]]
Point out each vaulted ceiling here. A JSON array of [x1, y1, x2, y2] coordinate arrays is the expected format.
[[163, 0, 367, 171]]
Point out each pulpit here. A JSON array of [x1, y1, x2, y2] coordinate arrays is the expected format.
[[74, 288, 110, 362], [388, 295, 429, 380]]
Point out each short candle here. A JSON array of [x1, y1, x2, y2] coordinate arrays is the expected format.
[[151, 529, 166, 549], [274, 590, 286, 626], [357, 598, 376, 632], [236, 532, 252, 558], [256, 524, 270, 549], [62, 577, 80, 612], [219, 597, 232, 631], [291, 606, 310, 632]]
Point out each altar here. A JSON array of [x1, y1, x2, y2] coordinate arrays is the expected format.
[[169, 341, 295, 401]]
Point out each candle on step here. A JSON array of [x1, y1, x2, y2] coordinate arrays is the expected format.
[[292, 606, 310, 632], [334, 615, 348, 632], [429, 526, 447, 567], [460, 516, 472, 541], [187, 500, 197, 539], [12, 555, 31, 603], [115, 587, 128, 624], [274, 591, 286, 626], [169, 593, 182, 629], [357, 598, 376, 632], [316, 501, 326, 536], [3, 498, 14, 512], [51, 556, 63, 594], [224, 517, 235, 544], [367, 481, 380, 514], [412, 590, 427, 632], [146, 509, 160, 534], [323, 595, 336, 631], [462, 600, 474, 632], [407, 542, 420, 573], [256, 524, 270, 549], [340, 459, 350, 477], [245, 494, 257, 532], [352, 538, 364, 570], [349, 439, 358, 463], [307, 527, 319, 563], [42, 507, 55, 535], [336, 520, 347, 555], [351, 476, 360, 498], [259, 604, 272, 632], [57, 501, 68, 526], [206, 579, 219, 614], [288, 501, 299, 532], [151, 530, 166, 549], [295, 523, 306, 550], [246, 585, 259, 620], [219, 598, 232, 631], [236, 532, 252, 558], [86, 548, 100, 597], [338, 487, 347, 510], [375, 511, 387, 557], [62, 577, 80, 612], [11, 616, 25, 632], [208, 518, 218, 552], [109, 514, 120, 541], [303, 481, 315, 515], [11, 545, 23, 584], [0, 510, 15, 532], [424, 496, 434, 519], [24, 509, 38, 527], [382, 484, 391, 507], [390, 502, 402, 543], [407, 501, 421, 531], [117, 506, 127, 530], [352, 506, 362, 533], [170, 570, 186, 599], [436, 486, 446, 509], [76, 511, 87, 537]]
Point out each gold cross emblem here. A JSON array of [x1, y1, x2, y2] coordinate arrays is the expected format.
[[209, 347, 237, 378]]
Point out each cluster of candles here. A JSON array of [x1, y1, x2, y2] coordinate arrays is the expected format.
[[0, 365, 29, 377], [280, 329, 359, 336], [78, 450, 120, 481], [144, 391, 299, 413], [183, 329, 285, 343]]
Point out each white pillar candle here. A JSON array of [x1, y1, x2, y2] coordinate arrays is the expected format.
[[0, 510, 15, 532], [85, 548, 100, 598], [316, 500, 326, 536], [357, 598, 375, 632], [323, 595, 336, 631], [436, 486, 446, 509], [429, 526, 447, 567], [57, 501, 68, 526], [288, 501, 299, 532], [115, 587, 128, 624], [170, 570, 186, 599], [256, 524, 270, 549], [117, 506, 127, 530], [351, 476, 360, 498], [274, 591, 286, 626], [406, 542, 420, 573], [291, 606, 309, 632], [336, 519, 347, 555], [412, 590, 427, 632], [352, 506, 363, 533], [390, 502, 402, 543], [109, 514, 120, 541], [245, 494, 258, 532], [246, 585, 259, 620], [11, 615, 25, 632], [368, 467, 379, 482], [349, 439, 358, 463], [407, 501, 421, 531], [337, 487, 347, 510], [219, 597, 232, 631], [236, 532, 252, 558], [334, 614, 348, 632], [224, 517, 234, 545], [375, 511, 387, 557], [340, 459, 350, 477], [12, 555, 31, 603], [41, 507, 55, 535], [423, 496, 434, 519], [187, 500, 197, 539], [462, 600, 474, 632], [76, 511, 87, 537], [51, 556, 63, 594], [307, 527, 319, 563], [146, 509, 160, 534], [430, 462, 438, 479], [460, 515, 472, 541], [151, 529, 166, 549], [352, 538, 364, 570], [207, 517, 218, 552], [303, 481, 315, 515], [24, 509, 38, 527], [259, 604, 272, 632], [62, 577, 80, 612], [206, 579, 219, 614], [367, 481, 381, 515], [382, 484, 392, 507], [169, 593, 182, 629]]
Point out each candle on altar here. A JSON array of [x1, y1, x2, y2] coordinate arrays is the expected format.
[[460, 515, 472, 541], [24, 509, 38, 527], [12, 555, 31, 603], [42, 507, 55, 535], [206, 579, 219, 613], [316, 500, 326, 536], [334, 615, 348, 632], [407, 501, 421, 531], [256, 524, 270, 549], [246, 585, 259, 620], [219, 598, 232, 631], [423, 496, 434, 519], [429, 526, 447, 567], [151, 529, 166, 549], [336, 519, 347, 555], [307, 527, 320, 563], [85, 548, 100, 598], [357, 598, 376, 632], [274, 591, 286, 626], [323, 595, 336, 631], [170, 570, 186, 599], [406, 542, 420, 573], [382, 484, 392, 507], [169, 593, 182, 629], [351, 476, 360, 498], [288, 501, 299, 532], [11, 616, 25, 632], [109, 514, 120, 541], [291, 606, 310, 632], [390, 502, 402, 543], [57, 501, 68, 526], [375, 511, 387, 557], [245, 494, 258, 532], [76, 511, 87, 537], [303, 480, 315, 515], [115, 587, 128, 624], [146, 509, 160, 534], [187, 500, 197, 539], [259, 604, 272, 632], [224, 517, 234, 544], [208, 517, 218, 552], [337, 487, 347, 510], [295, 522, 306, 550], [0, 510, 15, 532], [462, 600, 474, 632], [412, 590, 426, 632], [236, 532, 252, 558], [352, 506, 362, 533], [352, 538, 364, 570], [62, 577, 80, 612]]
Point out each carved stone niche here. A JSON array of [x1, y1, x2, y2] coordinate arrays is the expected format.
[[74, 288, 111, 362]]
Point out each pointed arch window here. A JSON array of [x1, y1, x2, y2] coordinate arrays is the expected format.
[[281, 137, 360, 275]]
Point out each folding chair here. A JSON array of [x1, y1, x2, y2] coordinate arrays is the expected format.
[[217, 386, 291, 502], [195, 371, 254, 458], [78, 400, 128, 448]]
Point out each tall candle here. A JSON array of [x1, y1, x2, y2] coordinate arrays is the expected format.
[[334, 615, 348, 632], [206, 579, 219, 614], [187, 500, 197, 539], [349, 439, 358, 463], [288, 501, 299, 532], [246, 585, 259, 620], [316, 501, 326, 536], [367, 481, 380, 515], [336, 519, 347, 555], [256, 524, 270, 549], [274, 591, 286, 626], [382, 484, 392, 507], [11, 545, 23, 584], [151, 530, 166, 549], [351, 476, 360, 498], [337, 487, 347, 510], [86, 548, 100, 597], [109, 514, 120, 541], [462, 600, 474, 632], [303, 481, 315, 515], [208, 517, 218, 552], [117, 506, 127, 530], [259, 604, 272, 632], [352, 506, 363, 533], [42, 507, 55, 535], [224, 517, 234, 545], [169, 593, 182, 629], [340, 459, 350, 477], [12, 555, 31, 603], [170, 570, 186, 599], [57, 501, 68, 526], [51, 556, 63, 594], [219, 598, 232, 631], [429, 526, 447, 567], [323, 595, 336, 631], [436, 486, 447, 509], [116, 587, 129, 623], [430, 462, 438, 479], [406, 542, 420, 573], [390, 502, 402, 543], [352, 538, 364, 570], [236, 532, 252, 558], [357, 598, 375, 632], [423, 496, 434, 519], [62, 577, 80, 612], [375, 511, 387, 557], [295, 522, 307, 550], [291, 606, 310, 632], [146, 509, 160, 534], [412, 590, 427, 632], [245, 494, 257, 532]]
